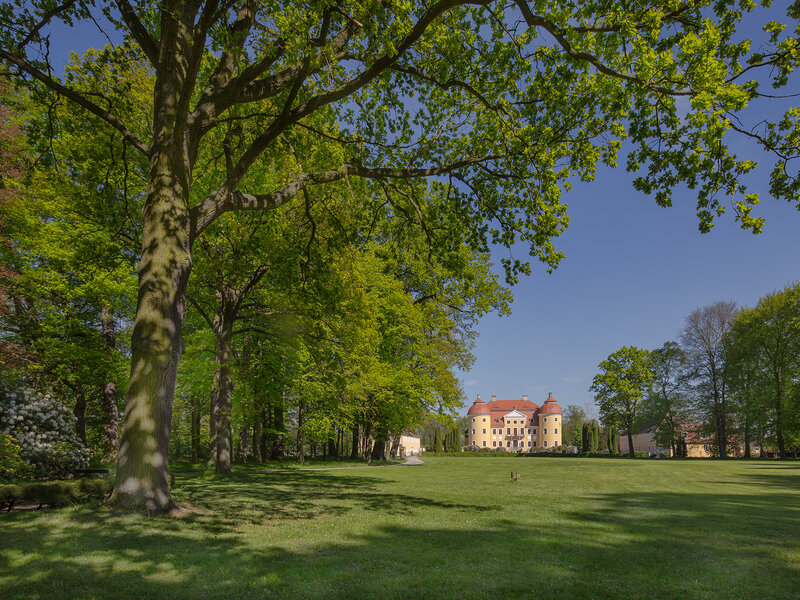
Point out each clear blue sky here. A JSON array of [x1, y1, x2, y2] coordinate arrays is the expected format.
[[457, 161, 799, 417], [45, 8, 799, 418]]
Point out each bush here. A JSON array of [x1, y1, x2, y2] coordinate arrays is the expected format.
[[0, 433, 30, 480], [1, 478, 113, 510], [0, 385, 91, 478]]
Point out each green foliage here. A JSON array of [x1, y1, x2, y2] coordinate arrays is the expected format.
[[727, 284, 800, 457], [0, 434, 29, 481], [591, 346, 655, 455]]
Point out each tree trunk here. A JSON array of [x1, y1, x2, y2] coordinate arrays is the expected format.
[[295, 401, 304, 463], [238, 423, 250, 463], [351, 425, 359, 459], [271, 403, 285, 460], [775, 377, 785, 459], [208, 388, 219, 466], [110, 116, 192, 513], [714, 375, 728, 458], [252, 409, 263, 463], [260, 407, 269, 460], [101, 306, 119, 463], [371, 431, 387, 461], [191, 394, 200, 463], [72, 381, 87, 444], [627, 429, 635, 458], [327, 437, 338, 459], [213, 307, 235, 474]]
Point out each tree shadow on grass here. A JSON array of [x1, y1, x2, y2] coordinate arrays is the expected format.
[[1, 477, 799, 599], [169, 470, 493, 533]]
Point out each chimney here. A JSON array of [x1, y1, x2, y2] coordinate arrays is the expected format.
[[522, 394, 528, 402], [491, 394, 497, 402]]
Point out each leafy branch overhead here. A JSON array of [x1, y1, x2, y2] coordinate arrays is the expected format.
[[4, 2, 798, 265]]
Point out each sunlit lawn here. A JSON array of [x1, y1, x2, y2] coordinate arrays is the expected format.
[[2, 457, 799, 599]]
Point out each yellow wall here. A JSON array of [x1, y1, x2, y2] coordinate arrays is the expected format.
[[468, 413, 561, 450]]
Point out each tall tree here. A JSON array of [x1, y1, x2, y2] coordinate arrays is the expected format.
[[591, 346, 654, 458], [642, 341, 690, 456], [681, 301, 737, 458], [562, 404, 587, 448], [728, 286, 800, 459], [4, 2, 797, 511]]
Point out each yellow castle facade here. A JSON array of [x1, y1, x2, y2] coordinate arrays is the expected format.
[[466, 393, 563, 450]]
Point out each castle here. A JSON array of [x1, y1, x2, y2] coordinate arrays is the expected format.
[[466, 393, 563, 450]]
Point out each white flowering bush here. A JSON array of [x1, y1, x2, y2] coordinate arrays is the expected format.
[[0, 386, 91, 478]]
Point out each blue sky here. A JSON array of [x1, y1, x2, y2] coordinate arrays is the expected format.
[[457, 160, 799, 417], [44, 7, 799, 418]]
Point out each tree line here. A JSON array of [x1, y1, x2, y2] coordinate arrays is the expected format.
[[589, 289, 800, 459]]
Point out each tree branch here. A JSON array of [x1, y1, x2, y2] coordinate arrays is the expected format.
[[0, 49, 150, 155], [114, 0, 161, 66]]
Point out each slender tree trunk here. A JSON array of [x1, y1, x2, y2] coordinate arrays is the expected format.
[[627, 430, 635, 458], [213, 307, 235, 474], [101, 306, 119, 463], [271, 402, 285, 460], [190, 394, 200, 463], [72, 381, 87, 444], [208, 388, 219, 466], [238, 424, 250, 463], [253, 408, 263, 463], [260, 407, 269, 460], [351, 425, 359, 459], [714, 375, 728, 458], [775, 377, 785, 459], [296, 401, 305, 463]]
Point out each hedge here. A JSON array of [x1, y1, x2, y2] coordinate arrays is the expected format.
[[0, 478, 112, 511]]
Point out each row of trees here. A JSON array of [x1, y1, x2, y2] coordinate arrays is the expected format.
[[2, 0, 800, 511], [591, 288, 800, 458], [1, 50, 511, 481]]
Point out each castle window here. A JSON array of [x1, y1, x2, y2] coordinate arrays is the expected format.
[[528, 442, 532, 447], [555, 428, 558, 434], [482, 429, 486, 434], [506, 428, 510, 435], [506, 441, 511, 448], [492, 441, 496, 447], [554, 441, 558, 447], [471, 428, 475, 435], [544, 429, 547, 435], [472, 418, 475, 423], [554, 417, 558, 422], [543, 417, 547, 422], [544, 440, 548, 447], [513, 428, 517, 435], [482, 441, 486, 447]]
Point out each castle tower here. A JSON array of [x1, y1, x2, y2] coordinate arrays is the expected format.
[[537, 393, 563, 449], [466, 394, 491, 448]]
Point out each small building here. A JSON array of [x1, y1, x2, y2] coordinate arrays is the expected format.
[[398, 434, 421, 457], [465, 393, 563, 450], [619, 425, 713, 457]]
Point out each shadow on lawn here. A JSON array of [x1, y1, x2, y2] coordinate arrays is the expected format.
[[1, 475, 799, 599], [171, 470, 488, 531]]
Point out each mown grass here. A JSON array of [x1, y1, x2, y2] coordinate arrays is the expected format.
[[1, 457, 799, 599]]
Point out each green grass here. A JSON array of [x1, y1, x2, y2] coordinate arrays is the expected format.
[[2, 457, 799, 599]]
